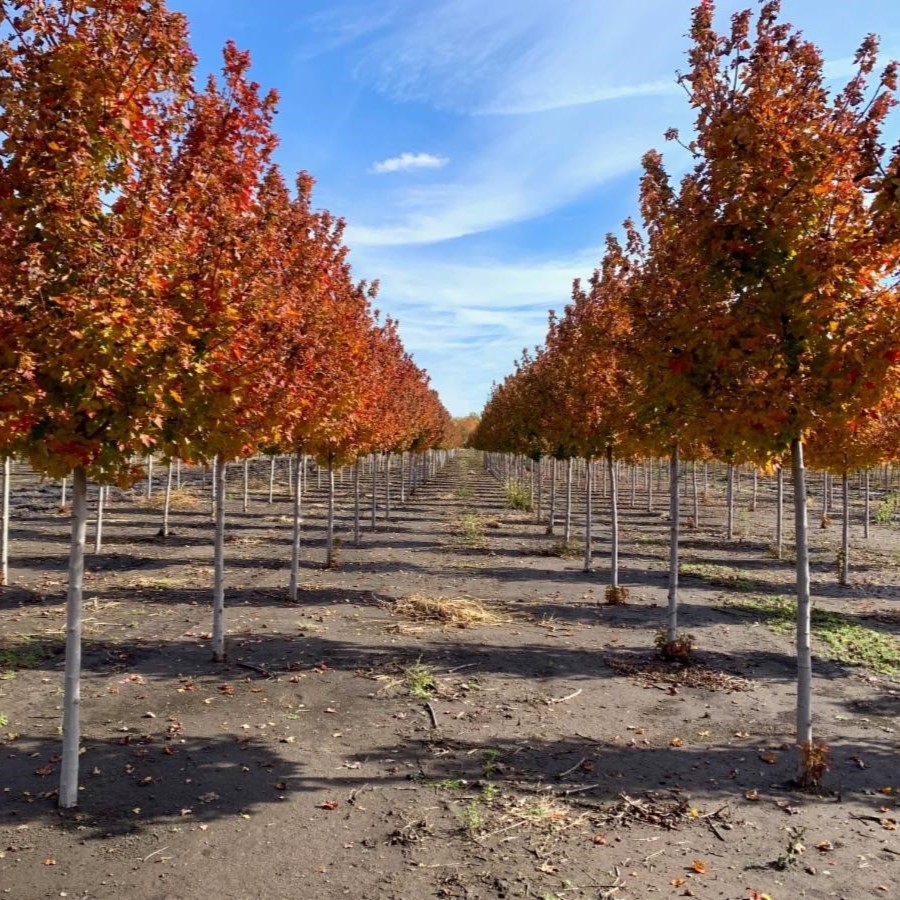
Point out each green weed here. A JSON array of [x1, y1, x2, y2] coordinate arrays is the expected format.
[[504, 479, 532, 511], [404, 659, 437, 699], [680, 561, 757, 590], [737, 595, 900, 676]]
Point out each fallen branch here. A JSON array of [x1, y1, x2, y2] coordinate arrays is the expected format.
[[546, 688, 582, 705], [425, 701, 438, 729]]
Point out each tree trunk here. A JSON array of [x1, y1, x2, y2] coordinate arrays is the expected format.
[[0, 456, 9, 586], [607, 448, 619, 590], [176, 457, 182, 489], [691, 460, 699, 528], [864, 470, 870, 539], [792, 438, 813, 751], [59, 467, 88, 808], [751, 469, 758, 512], [535, 458, 542, 526], [564, 457, 573, 544], [60, 475, 67, 509], [726, 463, 735, 540], [548, 459, 557, 535], [582, 460, 593, 573], [400, 452, 406, 505], [325, 463, 336, 567], [268, 456, 275, 503], [209, 456, 217, 521], [288, 454, 303, 602], [667, 449, 680, 643], [354, 462, 361, 546], [242, 458, 249, 513], [840, 471, 850, 586], [146, 455, 153, 498], [93, 485, 105, 554], [211, 455, 227, 662], [647, 460, 654, 512], [385, 453, 392, 521], [162, 461, 173, 537], [776, 466, 784, 559], [370, 454, 377, 531]]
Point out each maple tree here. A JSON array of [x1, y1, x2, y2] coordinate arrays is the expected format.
[[0, 0, 195, 807], [657, 0, 900, 755]]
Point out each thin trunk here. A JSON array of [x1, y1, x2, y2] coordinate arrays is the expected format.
[[776, 467, 784, 559], [176, 458, 182, 489], [548, 459, 557, 535], [354, 462, 361, 546], [400, 452, 406, 505], [582, 460, 593, 573], [647, 460, 654, 512], [209, 457, 217, 521], [821, 472, 828, 521], [564, 457, 573, 544], [864, 470, 870, 539], [287, 454, 293, 500], [751, 469, 758, 512], [608, 448, 619, 589], [840, 472, 850, 586], [385, 453, 392, 520], [667, 449, 680, 643], [59, 467, 88, 809], [268, 456, 275, 504], [162, 462, 173, 537], [146, 456, 153, 498], [792, 438, 813, 751], [691, 460, 699, 528], [325, 463, 336, 567], [288, 453, 303, 602], [61, 475, 68, 509], [535, 458, 542, 525], [0, 456, 9, 586], [242, 459, 249, 513], [630, 463, 636, 508], [703, 462, 708, 497], [211, 455, 227, 662], [726, 463, 735, 540], [370, 454, 377, 531], [93, 485, 105, 554]]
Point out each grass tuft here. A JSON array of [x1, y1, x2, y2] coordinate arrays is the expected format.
[[390, 594, 508, 628]]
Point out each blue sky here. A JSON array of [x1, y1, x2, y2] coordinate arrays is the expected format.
[[169, 1, 900, 416]]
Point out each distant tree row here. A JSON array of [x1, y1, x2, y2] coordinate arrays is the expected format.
[[471, 1, 900, 779]]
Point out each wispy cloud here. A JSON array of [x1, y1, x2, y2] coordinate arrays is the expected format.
[[370, 152, 449, 174]]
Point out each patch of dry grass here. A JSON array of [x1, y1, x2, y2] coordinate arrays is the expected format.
[[388, 593, 509, 628], [134, 487, 204, 511]]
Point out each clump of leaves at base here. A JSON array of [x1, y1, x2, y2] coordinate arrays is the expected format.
[[605, 585, 629, 605], [798, 740, 830, 790], [654, 631, 695, 661]]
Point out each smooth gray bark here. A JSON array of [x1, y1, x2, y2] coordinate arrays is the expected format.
[[325, 464, 336, 567], [582, 460, 593, 573], [288, 454, 303, 602], [162, 461, 173, 537], [564, 457, 573, 544], [59, 467, 88, 808], [211, 455, 227, 662], [93, 485, 105, 554], [776, 466, 784, 559], [0, 456, 9, 586], [667, 450, 680, 643], [792, 438, 813, 749], [726, 463, 735, 540], [607, 449, 619, 589], [840, 471, 850, 586]]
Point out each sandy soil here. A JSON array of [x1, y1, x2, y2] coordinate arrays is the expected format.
[[1, 453, 898, 900]]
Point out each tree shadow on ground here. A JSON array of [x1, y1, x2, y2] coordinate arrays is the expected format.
[[0, 733, 303, 837]]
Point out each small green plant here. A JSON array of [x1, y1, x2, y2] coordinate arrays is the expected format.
[[461, 800, 485, 836], [482, 748, 502, 777], [0, 713, 9, 727], [455, 513, 486, 548], [426, 777, 467, 791], [480, 783, 499, 802], [773, 826, 806, 870], [654, 630, 696, 661], [876, 492, 899, 524], [0, 638, 56, 673], [404, 659, 437, 699], [504, 479, 532, 511]]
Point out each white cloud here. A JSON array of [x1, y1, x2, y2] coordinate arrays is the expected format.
[[370, 152, 449, 174]]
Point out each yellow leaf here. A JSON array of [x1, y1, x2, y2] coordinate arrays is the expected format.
[[670, 736, 684, 747], [691, 859, 707, 874]]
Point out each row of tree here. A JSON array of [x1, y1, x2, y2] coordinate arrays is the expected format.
[[0, 0, 456, 806], [471, 1, 900, 779]]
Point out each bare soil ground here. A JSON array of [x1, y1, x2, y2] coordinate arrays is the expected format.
[[1, 453, 898, 900]]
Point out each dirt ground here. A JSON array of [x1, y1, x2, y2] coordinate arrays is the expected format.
[[1, 452, 898, 900]]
